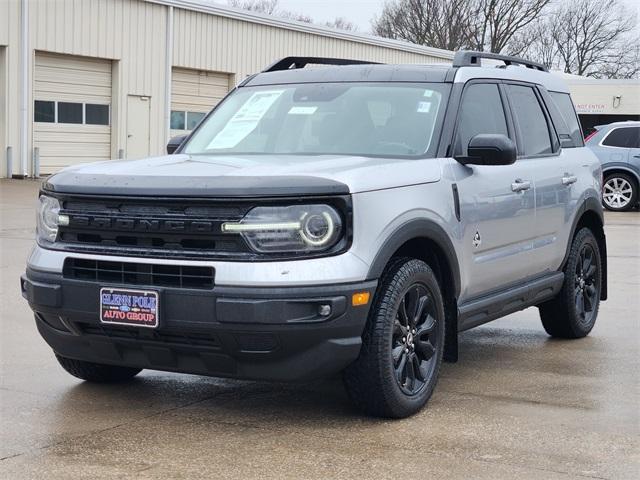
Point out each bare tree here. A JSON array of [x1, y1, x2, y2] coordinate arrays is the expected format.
[[371, 0, 476, 51], [470, 0, 551, 53], [553, 0, 637, 77], [325, 17, 358, 32], [228, 0, 278, 14], [512, 0, 638, 78], [227, 0, 312, 23]]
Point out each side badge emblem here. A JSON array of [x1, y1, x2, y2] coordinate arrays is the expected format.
[[473, 231, 481, 249]]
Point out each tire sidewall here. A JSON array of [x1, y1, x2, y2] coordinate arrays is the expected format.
[[375, 260, 445, 415]]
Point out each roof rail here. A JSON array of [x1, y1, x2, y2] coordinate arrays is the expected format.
[[453, 50, 548, 72], [263, 56, 380, 73]]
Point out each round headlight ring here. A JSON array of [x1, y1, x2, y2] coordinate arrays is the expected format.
[[299, 211, 336, 247]]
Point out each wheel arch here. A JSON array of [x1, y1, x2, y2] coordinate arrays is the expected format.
[[602, 165, 640, 188], [366, 219, 461, 362], [563, 197, 608, 301]]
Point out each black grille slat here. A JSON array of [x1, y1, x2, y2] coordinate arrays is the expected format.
[[80, 324, 221, 349], [57, 197, 252, 257], [63, 258, 214, 289]]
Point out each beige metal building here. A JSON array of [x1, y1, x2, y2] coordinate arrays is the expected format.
[[0, 0, 454, 178], [563, 77, 640, 134]]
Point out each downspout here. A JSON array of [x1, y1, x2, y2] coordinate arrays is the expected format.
[[20, 0, 29, 176], [164, 5, 173, 149]]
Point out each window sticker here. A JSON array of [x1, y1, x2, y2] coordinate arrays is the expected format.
[[207, 90, 284, 149], [423, 90, 434, 97], [288, 106, 318, 115], [417, 101, 432, 113]]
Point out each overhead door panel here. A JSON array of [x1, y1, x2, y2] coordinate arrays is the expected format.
[[170, 68, 230, 138], [34, 52, 112, 174]]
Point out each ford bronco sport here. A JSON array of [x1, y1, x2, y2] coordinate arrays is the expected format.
[[22, 51, 607, 418]]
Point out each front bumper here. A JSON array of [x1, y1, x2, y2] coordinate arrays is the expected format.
[[22, 268, 376, 382]]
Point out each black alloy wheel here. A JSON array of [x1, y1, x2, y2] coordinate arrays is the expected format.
[[343, 258, 445, 418], [392, 284, 438, 396], [539, 227, 602, 339], [573, 243, 600, 327]]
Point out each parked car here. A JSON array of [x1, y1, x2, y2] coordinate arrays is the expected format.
[[22, 51, 607, 418], [585, 121, 640, 211]]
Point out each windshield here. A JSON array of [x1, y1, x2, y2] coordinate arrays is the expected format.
[[184, 82, 450, 158]]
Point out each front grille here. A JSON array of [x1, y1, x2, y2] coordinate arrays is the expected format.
[[80, 324, 221, 349], [56, 196, 253, 259], [63, 258, 215, 289]]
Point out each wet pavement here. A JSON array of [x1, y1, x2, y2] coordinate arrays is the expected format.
[[1, 179, 639, 479]]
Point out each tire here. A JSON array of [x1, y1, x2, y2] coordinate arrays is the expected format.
[[343, 258, 445, 418], [539, 228, 602, 338], [602, 172, 637, 211], [55, 354, 142, 383]]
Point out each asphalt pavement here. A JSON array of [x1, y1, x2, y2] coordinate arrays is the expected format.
[[1, 179, 638, 479]]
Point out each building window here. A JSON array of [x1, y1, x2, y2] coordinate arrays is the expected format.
[[171, 111, 186, 130], [85, 104, 110, 125], [33, 100, 110, 126], [186, 112, 206, 130], [57, 102, 83, 124], [172, 110, 206, 131], [34, 101, 55, 123]]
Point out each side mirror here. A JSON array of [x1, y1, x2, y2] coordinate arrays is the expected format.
[[457, 134, 517, 166], [167, 134, 188, 154]]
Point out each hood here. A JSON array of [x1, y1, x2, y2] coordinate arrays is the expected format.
[[44, 154, 442, 197]]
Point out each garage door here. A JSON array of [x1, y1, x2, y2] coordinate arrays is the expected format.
[[170, 68, 231, 138], [34, 52, 112, 174]]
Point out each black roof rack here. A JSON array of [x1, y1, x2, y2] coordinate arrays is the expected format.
[[453, 50, 548, 72], [263, 56, 380, 73]]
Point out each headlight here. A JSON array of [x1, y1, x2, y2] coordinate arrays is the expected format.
[[36, 195, 66, 243], [222, 205, 343, 253]]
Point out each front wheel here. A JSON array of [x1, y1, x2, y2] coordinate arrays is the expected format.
[[343, 258, 445, 418], [539, 228, 602, 338]]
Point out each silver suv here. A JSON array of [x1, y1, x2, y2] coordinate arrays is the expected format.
[[22, 51, 608, 418], [585, 121, 640, 211]]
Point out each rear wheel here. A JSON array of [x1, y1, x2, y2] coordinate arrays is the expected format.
[[343, 258, 445, 418], [603, 173, 637, 211], [55, 354, 142, 382], [539, 228, 602, 338]]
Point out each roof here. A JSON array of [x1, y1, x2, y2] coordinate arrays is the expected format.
[[245, 64, 451, 86], [245, 62, 571, 94], [144, 0, 454, 60]]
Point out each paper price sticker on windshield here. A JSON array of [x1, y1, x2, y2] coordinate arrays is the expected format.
[[207, 90, 284, 149]]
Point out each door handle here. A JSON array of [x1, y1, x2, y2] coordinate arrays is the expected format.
[[634, 154, 640, 159], [511, 179, 531, 192], [562, 174, 578, 186]]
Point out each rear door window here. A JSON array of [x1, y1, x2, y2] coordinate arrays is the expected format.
[[454, 83, 509, 156], [602, 127, 640, 148], [507, 85, 553, 156]]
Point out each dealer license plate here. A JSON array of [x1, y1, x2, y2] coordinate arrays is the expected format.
[[99, 288, 159, 328]]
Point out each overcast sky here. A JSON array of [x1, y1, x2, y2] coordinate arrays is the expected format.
[[216, 0, 640, 34]]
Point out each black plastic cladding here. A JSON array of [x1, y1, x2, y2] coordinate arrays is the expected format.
[[40, 190, 354, 262]]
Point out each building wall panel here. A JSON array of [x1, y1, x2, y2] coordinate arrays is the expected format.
[[1, 0, 455, 177]]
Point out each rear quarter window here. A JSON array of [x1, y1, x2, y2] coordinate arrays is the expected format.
[[549, 92, 583, 147], [602, 127, 640, 148]]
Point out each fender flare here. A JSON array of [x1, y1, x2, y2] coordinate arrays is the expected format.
[[366, 219, 461, 299]]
